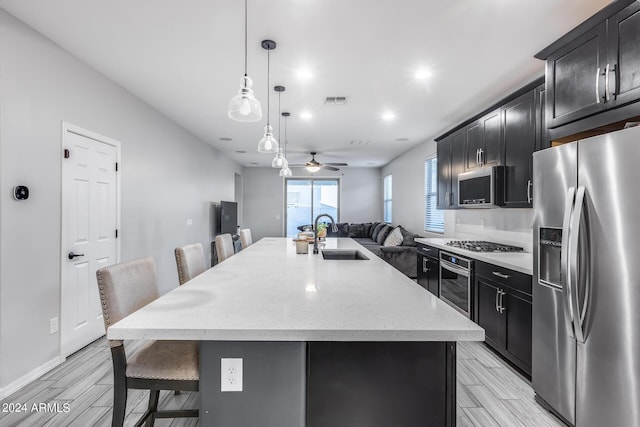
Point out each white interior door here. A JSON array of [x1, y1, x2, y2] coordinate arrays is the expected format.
[[61, 124, 120, 357]]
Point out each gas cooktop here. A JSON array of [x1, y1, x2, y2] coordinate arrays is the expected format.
[[445, 240, 524, 253]]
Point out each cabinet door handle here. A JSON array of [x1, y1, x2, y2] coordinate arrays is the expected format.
[[607, 63, 617, 101], [495, 289, 500, 312], [498, 290, 506, 314], [476, 148, 480, 166], [450, 192, 454, 206], [527, 180, 533, 204], [605, 64, 611, 102], [479, 149, 484, 166], [445, 191, 450, 206], [423, 258, 428, 272], [596, 67, 601, 104], [492, 271, 510, 279]]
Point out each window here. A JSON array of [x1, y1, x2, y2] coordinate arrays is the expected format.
[[383, 174, 392, 223], [285, 178, 340, 237], [425, 156, 444, 233]]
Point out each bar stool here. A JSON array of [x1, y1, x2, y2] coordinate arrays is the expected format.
[[96, 257, 199, 426], [239, 229, 253, 250], [174, 242, 206, 285], [215, 233, 235, 263]]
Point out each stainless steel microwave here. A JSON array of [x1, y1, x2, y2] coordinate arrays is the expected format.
[[457, 166, 503, 208]]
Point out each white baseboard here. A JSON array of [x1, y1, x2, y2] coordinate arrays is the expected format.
[[0, 356, 64, 400]]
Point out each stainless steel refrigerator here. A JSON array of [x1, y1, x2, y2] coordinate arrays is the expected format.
[[533, 126, 640, 427]]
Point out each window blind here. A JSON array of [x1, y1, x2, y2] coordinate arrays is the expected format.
[[383, 174, 392, 223], [425, 156, 444, 233]]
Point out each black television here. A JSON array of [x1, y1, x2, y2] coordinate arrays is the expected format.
[[220, 201, 238, 235]]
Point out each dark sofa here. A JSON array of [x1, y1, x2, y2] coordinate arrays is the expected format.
[[325, 222, 421, 278]]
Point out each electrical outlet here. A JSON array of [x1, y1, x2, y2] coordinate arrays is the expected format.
[[221, 358, 243, 392], [186, 219, 193, 226], [50, 317, 58, 334], [480, 219, 485, 229]]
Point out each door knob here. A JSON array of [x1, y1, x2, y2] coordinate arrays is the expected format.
[[68, 252, 85, 260]]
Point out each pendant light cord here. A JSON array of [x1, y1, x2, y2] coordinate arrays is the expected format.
[[266, 48, 270, 126], [278, 91, 281, 149], [284, 116, 287, 157], [244, 0, 248, 76]]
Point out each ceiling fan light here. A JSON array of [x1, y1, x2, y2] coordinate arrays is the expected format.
[[228, 76, 262, 122], [306, 165, 321, 173], [258, 124, 279, 153], [271, 152, 288, 168]]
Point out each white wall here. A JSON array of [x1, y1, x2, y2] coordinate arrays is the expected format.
[[242, 167, 382, 240], [382, 140, 533, 249], [0, 10, 242, 394]]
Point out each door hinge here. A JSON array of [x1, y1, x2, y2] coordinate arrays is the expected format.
[[115, 162, 119, 172], [115, 229, 119, 238], [64, 149, 70, 159]]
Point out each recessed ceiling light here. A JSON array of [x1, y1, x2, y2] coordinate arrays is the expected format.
[[250, 162, 260, 166], [300, 111, 312, 120], [296, 67, 313, 80], [366, 162, 375, 166], [382, 111, 396, 121], [395, 137, 410, 142], [235, 150, 247, 153], [414, 69, 433, 80], [219, 137, 233, 141]]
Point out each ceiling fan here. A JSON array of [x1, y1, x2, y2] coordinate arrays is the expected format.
[[289, 152, 348, 172]]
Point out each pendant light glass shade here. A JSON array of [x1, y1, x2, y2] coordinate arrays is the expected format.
[[228, 0, 261, 122], [279, 166, 292, 176], [272, 152, 288, 168], [228, 76, 262, 122], [257, 124, 279, 153]]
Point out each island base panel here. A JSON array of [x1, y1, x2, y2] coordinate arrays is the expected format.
[[200, 341, 306, 427], [307, 341, 456, 427]]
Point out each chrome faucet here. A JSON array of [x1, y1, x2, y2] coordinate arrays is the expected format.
[[313, 214, 338, 254]]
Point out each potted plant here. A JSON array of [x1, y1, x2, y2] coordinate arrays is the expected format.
[[316, 223, 327, 239]]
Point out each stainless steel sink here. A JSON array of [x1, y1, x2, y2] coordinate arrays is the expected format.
[[321, 249, 369, 260]]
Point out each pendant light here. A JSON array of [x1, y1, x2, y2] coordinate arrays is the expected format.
[[257, 40, 279, 153], [279, 111, 293, 177], [272, 86, 288, 168], [228, 0, 262, 122]]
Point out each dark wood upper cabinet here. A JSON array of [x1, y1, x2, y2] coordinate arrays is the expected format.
[[464, 111, 501, 171], [537, 0, 640, 135], [607, 2, 640, 108], [502, 90, 536, 208], [436, 136, 451, 209], [437, 129, 465, 209], [545, 23, 607, 129]]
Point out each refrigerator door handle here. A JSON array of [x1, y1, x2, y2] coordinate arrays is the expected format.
[[569, 186, 588, 343], [561, 186, 577, 338]]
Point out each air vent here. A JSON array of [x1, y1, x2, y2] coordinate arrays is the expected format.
[[324, 96, 348, 105]]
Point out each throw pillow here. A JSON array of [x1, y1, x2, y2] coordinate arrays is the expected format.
[[375, 225, 393, 245], [348, 223, 365, 238], [362, 222, 373, 237], [369, 222, 380, 238], [399, 226, 419, 246], [383, 226, 404, 246], [371, 223, 385, 241]]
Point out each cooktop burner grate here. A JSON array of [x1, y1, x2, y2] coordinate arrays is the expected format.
[[445, 240, 524, 253]]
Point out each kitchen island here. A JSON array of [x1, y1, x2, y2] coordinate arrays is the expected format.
[[108, 237, 484, 427]]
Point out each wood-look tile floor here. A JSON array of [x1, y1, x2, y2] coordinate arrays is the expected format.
[[0, 338, 564, 427]]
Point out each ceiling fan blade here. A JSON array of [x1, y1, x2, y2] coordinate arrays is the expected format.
[[321, 165, 340, 171], [324, 162, 348, 166], [287, 164, 306, 167]]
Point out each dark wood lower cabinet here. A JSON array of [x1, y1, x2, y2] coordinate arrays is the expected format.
[[307, 342, 456, 427], [474, 262, 532, 378]]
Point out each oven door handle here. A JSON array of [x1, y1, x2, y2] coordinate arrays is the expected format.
[[440, 259, 469, 277]]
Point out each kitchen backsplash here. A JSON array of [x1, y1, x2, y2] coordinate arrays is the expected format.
[[445, 209, 533, 252]]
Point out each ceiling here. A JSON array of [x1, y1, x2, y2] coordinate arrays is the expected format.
[[0, 0, 611, 168]]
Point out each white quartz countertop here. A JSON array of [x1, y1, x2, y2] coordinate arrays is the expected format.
[[415, 238, 533, 275], [108, 238, 484, 342]]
